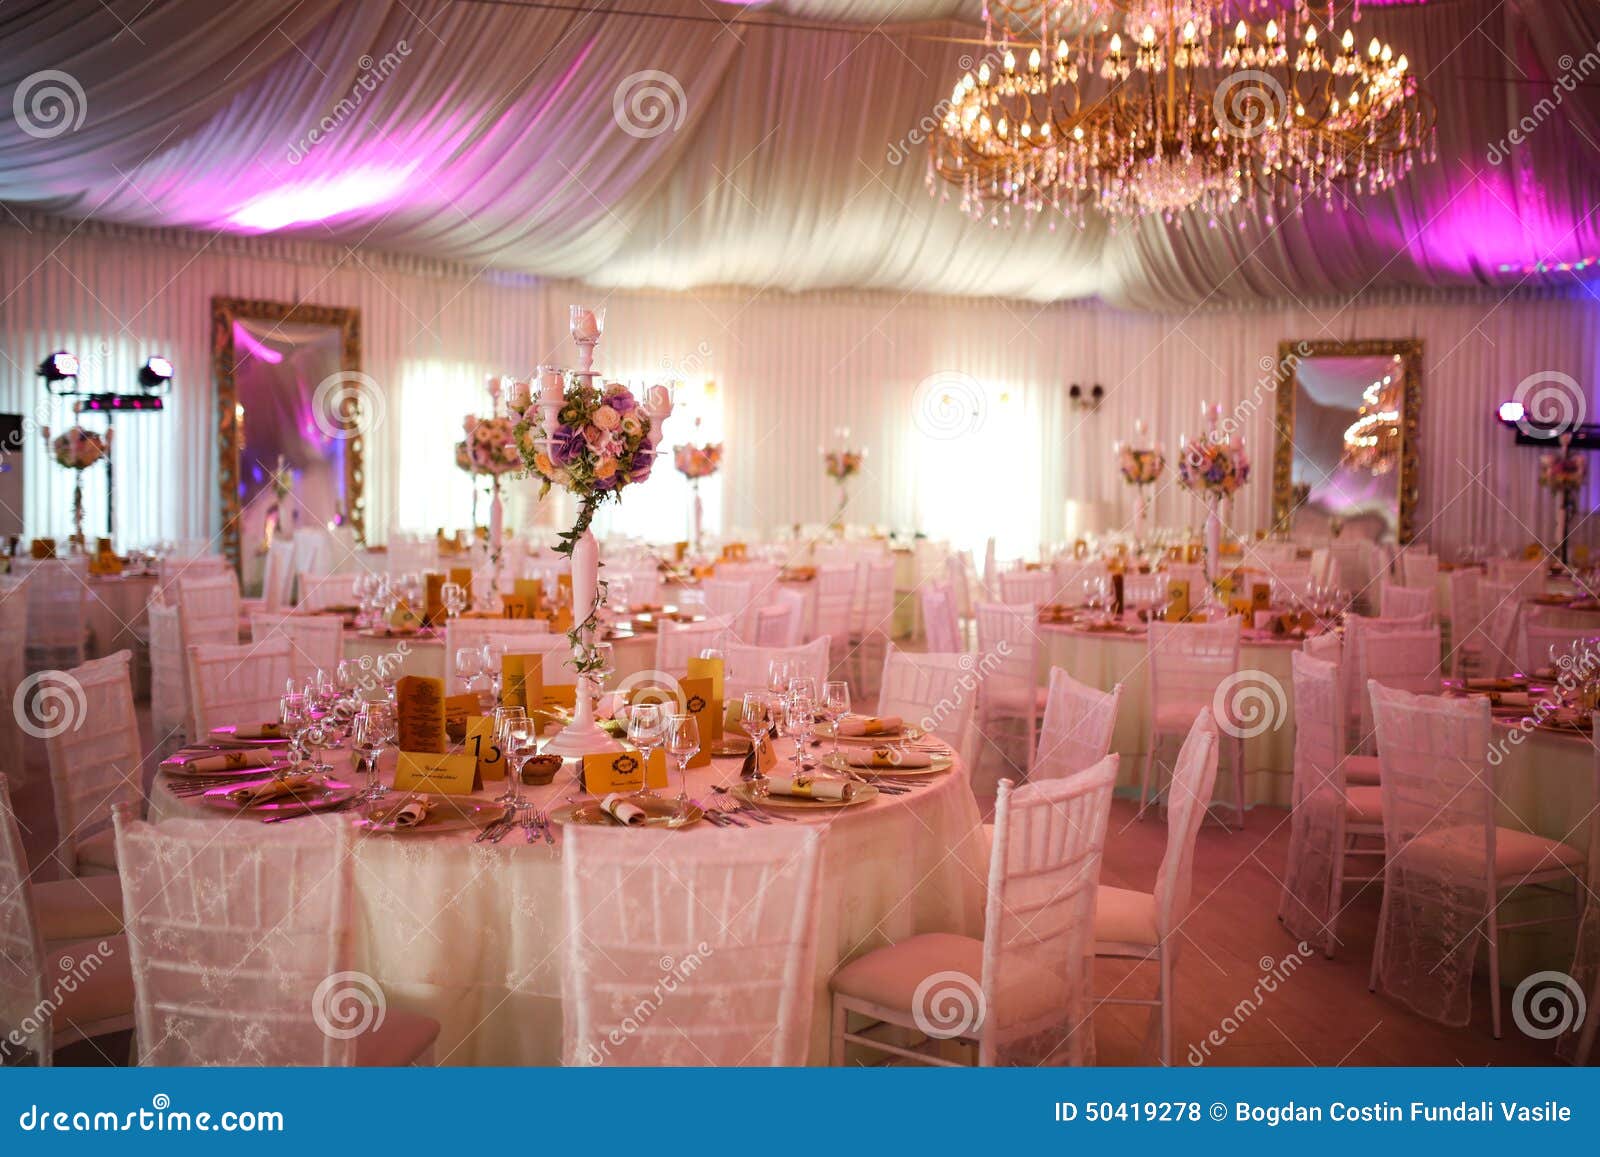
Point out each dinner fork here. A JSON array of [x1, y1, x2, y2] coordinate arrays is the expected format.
[[535, 809, 554, 846], [710, 797, 749, 827], [520, 805, 540, 844]]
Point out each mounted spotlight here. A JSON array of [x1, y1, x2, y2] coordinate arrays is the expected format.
[[1495, 397, 1600, 449], [137, 355, 174, 393], [37, 351, 80, 390], [1068, 383, 1105, 413]]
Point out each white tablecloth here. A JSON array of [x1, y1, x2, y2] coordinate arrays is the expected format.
[[149, 741, 987, 1064]]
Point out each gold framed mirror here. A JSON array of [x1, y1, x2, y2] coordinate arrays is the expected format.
[[1271, 338, 1422, 544], [211, 297, 365, 580]]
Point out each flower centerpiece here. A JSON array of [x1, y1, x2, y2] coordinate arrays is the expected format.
[[509, 306, 672, 756], [821, 429, 865, 531], [1540, 434, 1587, 565], [43, 425, 109, 549], [673, 426, 723, 554], [1178, 403, 1250, 582], [1115, 419, 1165, 547]]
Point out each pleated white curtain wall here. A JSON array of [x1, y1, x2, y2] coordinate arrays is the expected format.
[[3, 216, 1597, 559]]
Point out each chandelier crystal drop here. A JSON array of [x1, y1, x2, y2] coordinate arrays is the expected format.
[[928, 0, 1436, 226], [1341, 361, 1404, 475]]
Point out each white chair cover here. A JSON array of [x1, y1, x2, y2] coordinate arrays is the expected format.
[[975, 602, 1043, 771], [249, 613, 344, 684], [258, 540, 297, 611], [153, 554, 229, 607], [1035, 669, 1122, 782], [920, 580, 962, 653], [1401, 551, 1439, 589], [146, 602, 188, 744], [0, 575, 29, 785], [0, 770, 49, 1060], [655, 615, 736, 674], [981, 757, 1116, 1066], [1280, 652, 1354, 951], [1142, 619, 1241, 816], [1356, 626, 1442, 749], [186, 639, 291, 738], [750, 591, 805, 647], [722, 637, 832, 701], [1341, 613, 1433, 741], [1378, 582, 1436, 622], [560, 823, 825, 1066], [299, 572, 361, 611], [997, 569, 1054, 606], [23, 560, 88, 672], [43, 651, 141, 877], [176, 573, 240, 648], [810, 565, 858, 654], [877, 647, 977, 766], [114, 809, 363, 1065]]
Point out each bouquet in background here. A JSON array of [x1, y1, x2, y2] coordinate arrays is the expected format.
[[50, 426, 108, 470], [1118, 445, 1164, 486], [512, 377, 661, 503], [824, 450, 862, 481], [456, 414, 521, 476], [1540, 450, 1586, 493], [1178, 435, 1250, 497], [674, 442, 723, 480]]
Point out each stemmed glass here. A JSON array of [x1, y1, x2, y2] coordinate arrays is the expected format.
[[493, 706, 530, 806], [352, 700, 396, 802], [279, 691, 308, 776], [767, 658, 794, 699], [455, 646, 484, 701], [821, 680, 851, 759], [664, 713, 701, 820], [481, 641, 505, 704], [784, 693, 815, 774], [626, 702, 665, 799], [441, 581, 467, 621]]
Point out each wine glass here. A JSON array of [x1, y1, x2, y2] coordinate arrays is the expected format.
[[279, 691, 308, 776], [481, 640, 505, 704], [625, 702, 665, 798], [664, 713, 701, 819], [784, 693, 815, 773], [441, 581, 467, 621], [787, 675, 818, 704], [767, 658, 794, 698], [493, 706, 530, 806], [821, 680, 851, 758], [352, 700, 395, 802], [740, 691, 769, 746], [455, 646, 484, 700]]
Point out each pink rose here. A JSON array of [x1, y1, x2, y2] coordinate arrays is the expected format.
[[592, 404, 621, 431]]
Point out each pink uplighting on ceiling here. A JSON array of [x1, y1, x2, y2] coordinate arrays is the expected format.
[[229, 166, 416, 232]]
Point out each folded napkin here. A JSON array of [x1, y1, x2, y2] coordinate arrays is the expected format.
[[176, 749, 281, 774], [215, 723, 284, 740], [385, 798, 433, 829], [1494, 691, 1534, 709], [224, 772, 324, 807], [841, 747, 933, 770], [836, 715, 903, 737], [765, 774, 855, 801], [600, 793, 648, 826]]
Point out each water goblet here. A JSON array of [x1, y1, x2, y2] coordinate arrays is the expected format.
[[352, 700, 395, 802], [784, 694, 815, 773], [493, 706, 530, 806], [455, 646, 484, 700], [664, 713, 701, 820], [625, 702, 665, 799], [821, 680, 851, 757], [767, 658, 794, 698]]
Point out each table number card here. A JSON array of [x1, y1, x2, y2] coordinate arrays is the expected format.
[[393, 751, 479, 795], [425, 573, 446, 626], [449, 566, 474, 601], [396, 675, 448, 753], [501, 595, 530, 619], [582, 749, 667, 795], [465, 715, 505, 782], [513, 579, 545, 613], [685, 656, 725, 742], [1165, 580, 1191, 622], [1251, 583, 1272, 612]]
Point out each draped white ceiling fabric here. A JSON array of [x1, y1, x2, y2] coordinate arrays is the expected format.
[[0, 0, 1596, 307]]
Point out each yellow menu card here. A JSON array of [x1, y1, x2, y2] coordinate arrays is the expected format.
[[501, 654, 542, 711], [449, 566, 474, 601], [686, 657, 725, 742], [393, 751, 478, 795], [1165, 580, 1191, 623], [395, 675, 448, 753], [425, 573, 446, 626], [1251, 582, 1272, 613], [582, 749, 668, 795]]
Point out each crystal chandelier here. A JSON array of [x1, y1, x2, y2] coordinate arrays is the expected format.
[[928, 0, 1435, 226], [1341, 362, 1403, 475]]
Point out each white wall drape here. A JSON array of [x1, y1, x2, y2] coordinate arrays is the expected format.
[[2, 216, 1597, 560]]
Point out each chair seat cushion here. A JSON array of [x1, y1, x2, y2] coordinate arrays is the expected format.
[[354, 1008, 441, 1066], [1094, 885, 1158, 947], [1344, 754, 1381, 786], [1406, 825, 1585, 880], [1345, 786, 1384, 825], [33, 874, 124, 942], [49, 935, 134, 1030], [73, 829, 119, 874]]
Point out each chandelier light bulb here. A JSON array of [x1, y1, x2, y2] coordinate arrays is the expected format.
[[1109, 33, 1122, 54], [1342, 28, 1355, 51], [1234, 20, 1247, 41], [1028, 47, 1041, 72], [1266, 20, 1278, 41]]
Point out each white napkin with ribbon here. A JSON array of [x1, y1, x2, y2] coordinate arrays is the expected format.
[[600, 793, 647, 826], [836, 714, 903, 737], [765, 774, 855, 801], [224, 772, 324, 806], [176, 749, 281, 774], [841, 747, 932, 769]]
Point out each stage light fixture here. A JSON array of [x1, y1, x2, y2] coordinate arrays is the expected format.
[[37, 351, 79, 385], [137, 355, 174, 392]]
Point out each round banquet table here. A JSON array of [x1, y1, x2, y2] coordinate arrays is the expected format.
[[148, 739, 987, 1065], [1038, 622, 1302, 808], [340, 631, 659, 686]]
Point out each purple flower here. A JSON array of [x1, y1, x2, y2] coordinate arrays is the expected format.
[[550, 424, 585, 466], [629, 444, 655, 482], [604, 385, 637, 412]]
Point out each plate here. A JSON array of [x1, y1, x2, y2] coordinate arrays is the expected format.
[[815, 720, 924, 744], [711, 735, 752, 757], [354, 795, 507, 835], [820, 751, 952, 777], [549, 795, 704, 829], [200, 776, 357, 813], [206, 727, 290, 746], [731, 779, 878, 810]]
